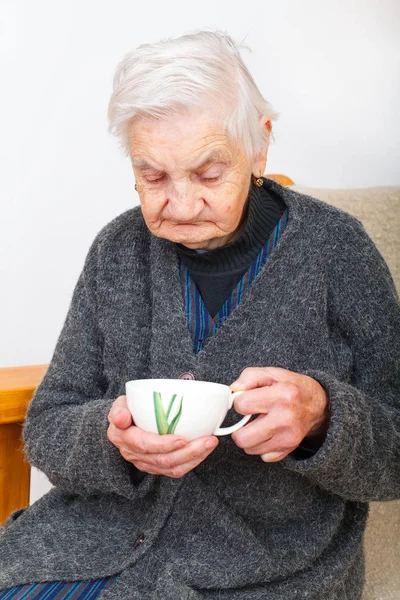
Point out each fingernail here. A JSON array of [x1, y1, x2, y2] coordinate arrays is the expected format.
[[234, 395, 244, 408], [261, 452, 283, 462], [109, 408, 122, 422], [206, 439, 216, 449], [230, 380, 242, 391]]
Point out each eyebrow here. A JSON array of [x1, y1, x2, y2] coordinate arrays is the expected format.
[[131, 149, 229, 172]]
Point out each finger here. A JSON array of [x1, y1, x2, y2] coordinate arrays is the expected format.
[[261, 450, 291, 462], [240, 436, 290, 456], [108, 396, 130, 425], [135, 437, 219, 477], [233, 386, 275, 415], [107, 423, 184, 454], [234, 382, 300, 415], [167, 442, 219, 478], [240, 429, 299, 458], [110, 395, 128, 413], [231, 414, 274, 449], [147, 436, 218, 470], [112, 408, 133, 430], [230, 367, 279, 392], [121, 426, 187, 454]]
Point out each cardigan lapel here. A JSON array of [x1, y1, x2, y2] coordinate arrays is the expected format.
[[148, 234, 197, 379]]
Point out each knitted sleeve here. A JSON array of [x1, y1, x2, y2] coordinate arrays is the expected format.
[[22, 232, 152, 500], [282, 216, 400, 502]]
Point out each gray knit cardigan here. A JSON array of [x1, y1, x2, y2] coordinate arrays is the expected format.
[[1, 181, 399, 600]]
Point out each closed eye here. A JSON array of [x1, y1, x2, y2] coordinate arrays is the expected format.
[[199, 163, 225, 182], [144, 169, 223, 185], [201, 175, 221, 182], [145, 176, 165, 184]]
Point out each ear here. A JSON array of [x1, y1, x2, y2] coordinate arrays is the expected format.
[[251, 117, 272, 177]]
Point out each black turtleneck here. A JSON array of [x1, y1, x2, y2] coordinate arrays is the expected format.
[[175, 178, 286, 317]]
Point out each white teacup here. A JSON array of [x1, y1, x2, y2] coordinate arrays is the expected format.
[[125, 378, 251, 441]]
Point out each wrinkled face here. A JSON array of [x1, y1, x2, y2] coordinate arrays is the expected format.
[[128, 109, 268, 250]]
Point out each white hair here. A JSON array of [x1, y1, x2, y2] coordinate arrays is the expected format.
[[108, 30, 279, 159]]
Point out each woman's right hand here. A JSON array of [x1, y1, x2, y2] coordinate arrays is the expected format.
[[107, 395, 218, 478]]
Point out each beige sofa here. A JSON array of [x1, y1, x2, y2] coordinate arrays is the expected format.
[[291, 185, 400, 600]]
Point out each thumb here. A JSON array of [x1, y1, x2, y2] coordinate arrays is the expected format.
[[111, 408, 133, 430], [108, 396, 133, 430]]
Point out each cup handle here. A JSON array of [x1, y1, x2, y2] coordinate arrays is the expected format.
[[213, 391, 251, 436]]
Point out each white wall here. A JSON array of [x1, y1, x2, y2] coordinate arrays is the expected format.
[[1, 0, 399, 502]]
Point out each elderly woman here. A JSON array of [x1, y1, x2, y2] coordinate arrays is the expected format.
[[0, 31, 399, 600]]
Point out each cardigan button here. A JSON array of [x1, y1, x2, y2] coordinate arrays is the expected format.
[[179, 372, 195, 380], [133, 533, 145, 549]]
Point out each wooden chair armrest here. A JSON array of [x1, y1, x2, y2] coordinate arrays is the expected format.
[[0, 365, 48, 425], [0, 364, 48, 524]]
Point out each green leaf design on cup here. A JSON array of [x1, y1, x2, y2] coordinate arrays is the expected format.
[[166, 394, 177, 420], [153, 392, 184, 435], [167, 398, 183, 434]]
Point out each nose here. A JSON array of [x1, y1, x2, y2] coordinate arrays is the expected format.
[[167, 180, 204, 223]]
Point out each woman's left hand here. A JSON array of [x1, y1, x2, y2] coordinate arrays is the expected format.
[[230, 367, 330, 462]]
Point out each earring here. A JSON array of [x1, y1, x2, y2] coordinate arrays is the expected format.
[[254, 174, 264, 188]]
